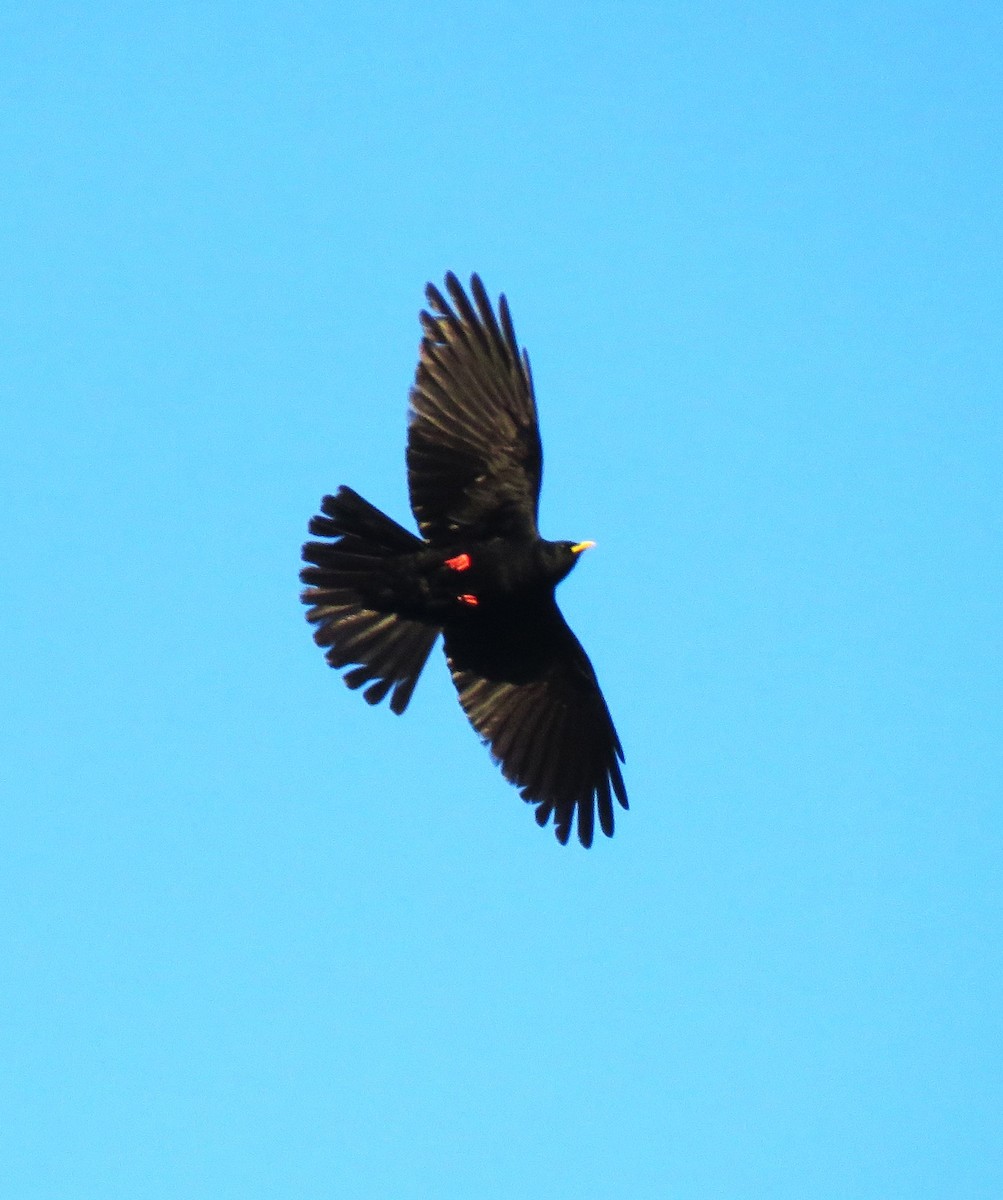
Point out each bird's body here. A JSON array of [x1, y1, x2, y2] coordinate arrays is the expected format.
[[301, 273, 627, 845]]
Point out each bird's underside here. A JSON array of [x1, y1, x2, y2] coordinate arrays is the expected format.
[[301, 272, 627, 846]]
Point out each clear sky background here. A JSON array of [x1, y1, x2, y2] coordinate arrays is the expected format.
[[3, 4, 1001, 1197]]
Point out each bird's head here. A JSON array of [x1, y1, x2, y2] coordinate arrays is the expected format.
[[545, 539, 596, 584]]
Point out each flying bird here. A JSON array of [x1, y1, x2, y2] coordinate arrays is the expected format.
[[300, 272, 627, 845]]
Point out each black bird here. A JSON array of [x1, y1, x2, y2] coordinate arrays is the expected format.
[[300, 272, 627, 845]]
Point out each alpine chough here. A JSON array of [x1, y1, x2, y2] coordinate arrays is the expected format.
[[300, 272, 627, 846]]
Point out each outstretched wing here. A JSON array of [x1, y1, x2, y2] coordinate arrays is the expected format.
[[443, 601, 628, 847], [407, 272, 543, 545]]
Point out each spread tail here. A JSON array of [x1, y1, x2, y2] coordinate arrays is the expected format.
[[300, 486, 438, 714]]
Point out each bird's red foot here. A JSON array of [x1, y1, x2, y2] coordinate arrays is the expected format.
[[444, 553, 471, 571], [458, 593, 479, 607]]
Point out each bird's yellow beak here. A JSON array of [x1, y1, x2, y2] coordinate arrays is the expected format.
[[570, 541, 596, 554]]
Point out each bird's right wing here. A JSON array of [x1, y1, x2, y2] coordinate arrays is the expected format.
[[443, 602, 627, 847], [407, 273, 543, 545]]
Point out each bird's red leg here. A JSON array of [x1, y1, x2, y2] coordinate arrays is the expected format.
[[444, 552, 471, 571]]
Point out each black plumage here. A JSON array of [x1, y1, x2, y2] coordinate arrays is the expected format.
[[300, 272, 627, 845]]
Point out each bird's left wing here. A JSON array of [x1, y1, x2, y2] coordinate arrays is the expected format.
[[407, 273, 543, 544], [443, 602, 627, 847]]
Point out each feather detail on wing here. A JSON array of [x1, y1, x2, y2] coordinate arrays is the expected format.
[[443, 602, 627, 846], [407, 272, 543, 544]]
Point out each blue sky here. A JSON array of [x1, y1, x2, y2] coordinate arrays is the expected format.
[[3, 3, 1001, 1196]]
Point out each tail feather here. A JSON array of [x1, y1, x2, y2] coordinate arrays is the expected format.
[[301, 486, 438, 714], [310, 487, 422, 551]]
